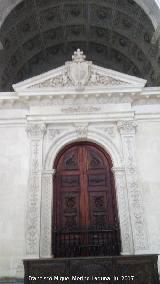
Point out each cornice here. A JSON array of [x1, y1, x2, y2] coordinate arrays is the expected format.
[[0, 86, 159, 109]]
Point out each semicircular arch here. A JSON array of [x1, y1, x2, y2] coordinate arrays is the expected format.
[[43, 129, 123, 171], [1, 0, 160, 90], [0, 0, 160, 29]]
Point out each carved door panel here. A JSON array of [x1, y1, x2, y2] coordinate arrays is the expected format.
[[55, 145, 81, 229], [53, 143, 120, 257], [86, 146, 115, 227]]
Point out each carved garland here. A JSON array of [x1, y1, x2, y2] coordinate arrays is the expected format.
[[112, 167, 134, 254], [117, 121, 149, 252], [40, 170, 55, 257], [26, 124, 46, 256]]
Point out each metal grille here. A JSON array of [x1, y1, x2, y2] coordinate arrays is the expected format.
[[52, 225, 121, 257]]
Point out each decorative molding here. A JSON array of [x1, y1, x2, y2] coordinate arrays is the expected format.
[[40, 172, 53, 257], [26, 49, 135, 91], [117, 120, 137, 135], [47, 129, 61, 140], [44, 129, 123, 171], [40, 169, 56, 257], [88, 72, 129, 87], [112, 167, 125, 173], [25, 123, 46, 257], [112, 167, 134, 254], [66, 49, 92, 90], [26, 175, 41, 256], [117, 120, 149, 252], [74, 123, 88, 139], [26, 124, 46, 138], [29, 73, 72, 88], [101, 126, 115, 138], [0, 91, 160, 110], [41, 129, 134, 256], [61, 106, 101, 113], [2, 89, 160, 111], [42, 169, 56, 176], [31, 141, 40, 173]]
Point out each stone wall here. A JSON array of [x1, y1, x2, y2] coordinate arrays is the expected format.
[[0, 60, 160, 278], [0, 110, 160, 278]]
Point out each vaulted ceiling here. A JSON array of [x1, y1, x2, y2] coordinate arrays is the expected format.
[[0, 0, 160, 91]]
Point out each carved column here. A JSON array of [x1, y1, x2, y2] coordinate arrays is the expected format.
[[112, 167, 134, 255], [26, 124, 46, 257], [117, 121, 149, 253], [40, 169, 55, 258]]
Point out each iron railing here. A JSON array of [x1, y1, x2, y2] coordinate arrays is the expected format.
[[52, 225, 121, 257]]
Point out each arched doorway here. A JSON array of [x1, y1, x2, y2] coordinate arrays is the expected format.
[[52, 142, 121, 257]]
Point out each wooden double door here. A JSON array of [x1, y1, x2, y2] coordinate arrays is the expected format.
[[53, 142, 120, 256]]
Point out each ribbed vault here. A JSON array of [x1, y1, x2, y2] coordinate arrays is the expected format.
[[0, 0, 160, 91]]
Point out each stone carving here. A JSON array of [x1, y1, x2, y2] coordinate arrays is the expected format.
[[26, 124, 46, 138], [74, 123, 88, 139], [26, 124, 46, 256], [117, 120, 149, 252], [26, 175, 40, 255], [62, 106, 100, 113], [40, 170, 55, 257], [31, 141, 40, 173], [102, 127, 115, 137], [47, 129, 61, 140], [29, 49, 130, 90], [88, 72, 128, 86], [112, 167, 134, 254], [30, 73, 72, 88], [117, 121, 137, 135], [66, 49, 92, 89]]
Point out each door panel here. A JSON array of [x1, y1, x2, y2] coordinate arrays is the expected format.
[[53, 142, 121, 257], [61, 192, 80, 228], [89, 191, 108, 225]]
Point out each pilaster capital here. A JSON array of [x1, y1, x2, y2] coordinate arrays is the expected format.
[[26, 123, 46, 139], [117, 120, 137, 135]]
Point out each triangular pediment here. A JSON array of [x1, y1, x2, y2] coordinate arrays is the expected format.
[[13, 49, 146, 92]]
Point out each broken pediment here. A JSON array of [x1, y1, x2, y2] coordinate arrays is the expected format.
[[13, 49, 147, 92]]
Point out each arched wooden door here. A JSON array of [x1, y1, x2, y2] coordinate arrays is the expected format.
[[52, 142, 121, 257]]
